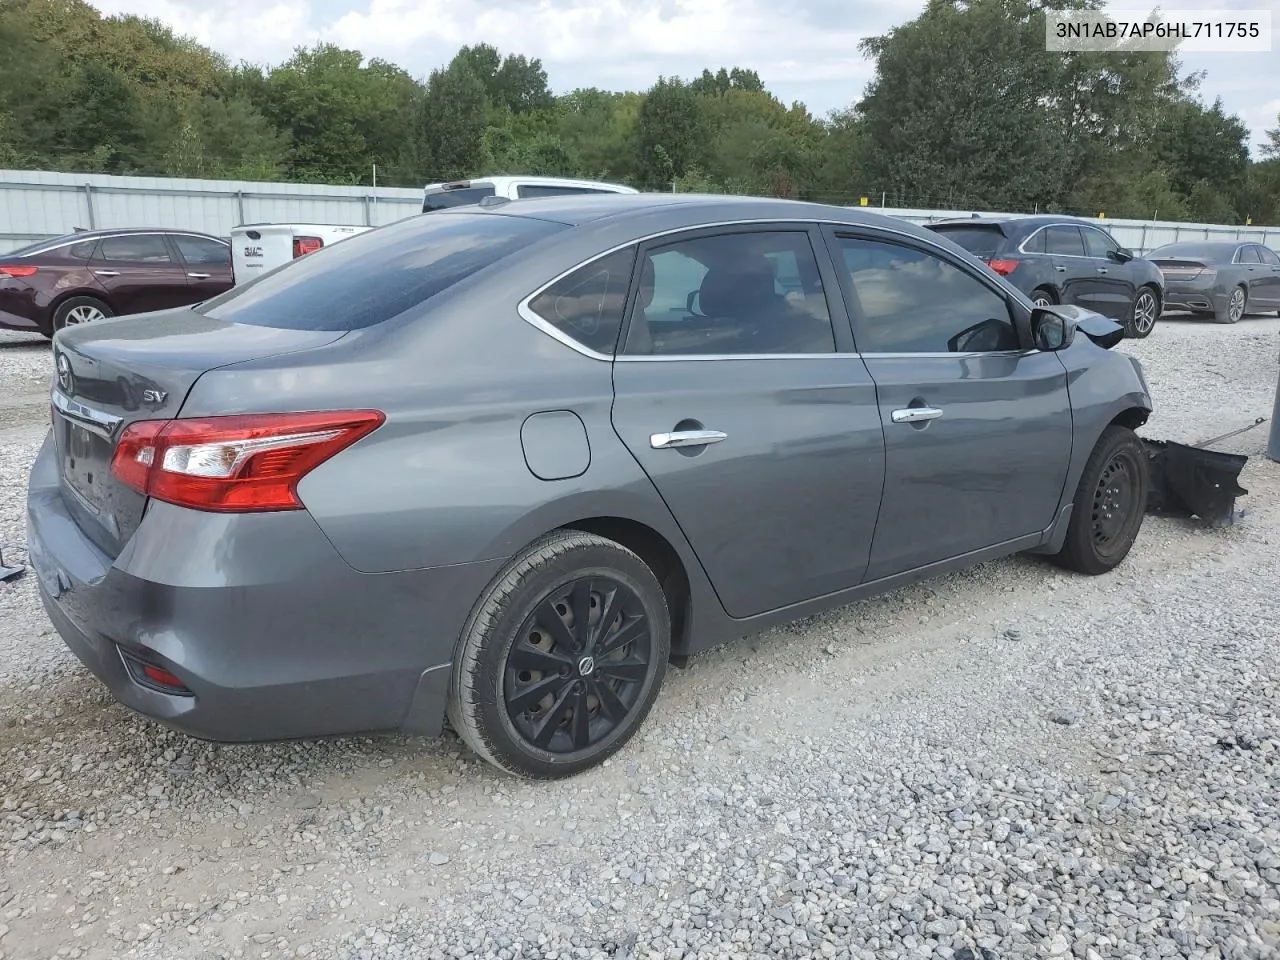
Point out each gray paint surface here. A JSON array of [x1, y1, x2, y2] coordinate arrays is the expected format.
[[27, 193, 1154, 745]]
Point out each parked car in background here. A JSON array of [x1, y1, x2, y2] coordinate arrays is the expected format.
[[230, 223, 371, 285], [27, 193, 1156, 779], [925, 215, 1166, 339], [423, 175, 638, 212], [1146, 241, 1280, 324], [0, 228, 232, 337]]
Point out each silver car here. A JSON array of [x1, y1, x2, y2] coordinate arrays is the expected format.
[[26, 194, 1154, 779], [1149, 240, 1280, 324]]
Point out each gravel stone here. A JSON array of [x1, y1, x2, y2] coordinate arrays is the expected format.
[[1, 319, 1279, 959]]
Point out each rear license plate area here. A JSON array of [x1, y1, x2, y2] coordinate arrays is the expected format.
[[56, 414, 112, 514]]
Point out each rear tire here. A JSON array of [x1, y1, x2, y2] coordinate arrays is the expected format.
[[51, 296, 114, 334], [1029, 287, 1057, 308], [448, 530, 671, 779], [1214, 286, 1246, 324], [1052, 425, 1149, 576], [1124, 286, 1160, 338]]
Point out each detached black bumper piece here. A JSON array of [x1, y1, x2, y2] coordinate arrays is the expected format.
[[1143, 440, 1248, 528], [0, 545, 25, 582]]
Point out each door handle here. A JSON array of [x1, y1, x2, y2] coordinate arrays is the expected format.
[[1096, 267, 1108, 274], [1055, 265, 1066, 272], [650, 429, 727, 449], [93, 270, 119, 277], [187, 272, 211, 279], [891, 407, 944, 424]]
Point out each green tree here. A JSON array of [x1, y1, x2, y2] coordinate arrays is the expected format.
[[636, 77, 704, 186], [419, 53, 488, 180]]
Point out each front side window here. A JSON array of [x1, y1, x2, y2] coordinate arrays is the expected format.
[[98, 235, 172, 263], [834, 235, 1020, 354], [624, 230, 835, 356], [527, 247, 637, 355], [1045, 226, 1086, 257], [1082, 227, 1120, 259]]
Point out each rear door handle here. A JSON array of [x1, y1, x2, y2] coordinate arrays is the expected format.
[[891, 407, 944, 424], [93, 270, 119, 277], [1096, 267, 1108, 274], [1055, 265, 1066, 272], [187, 272, 211, 279], [650, 429, 727, 449]]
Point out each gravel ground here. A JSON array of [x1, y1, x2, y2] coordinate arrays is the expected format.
[[0, 314, 1278, 960]]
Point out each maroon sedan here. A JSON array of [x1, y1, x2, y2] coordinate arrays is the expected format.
[[0, 228, 233, 338]]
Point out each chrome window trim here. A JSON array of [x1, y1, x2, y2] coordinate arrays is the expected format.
[[18, 230, 227, 259], [516, 216, 1035, 362], [1017, 222, 1119, 260]]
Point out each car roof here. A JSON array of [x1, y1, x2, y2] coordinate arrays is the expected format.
[[428, 191, 947, 240], [928, 214, 1101, 230], [1150, 240, 1252, 254], [10, 227, 225, 257], [424, 175, 638, 194]]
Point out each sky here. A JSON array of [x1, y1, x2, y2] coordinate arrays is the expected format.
[[88, 0, 1280, 156]]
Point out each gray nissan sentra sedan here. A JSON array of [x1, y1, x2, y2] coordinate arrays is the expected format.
[[26, 193, 1154, 779]]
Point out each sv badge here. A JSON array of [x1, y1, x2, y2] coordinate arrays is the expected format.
[[142, 388, 168, 405]]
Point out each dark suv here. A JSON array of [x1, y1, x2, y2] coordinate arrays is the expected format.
[[926, 216, 1166, 339], [0, 228, 233, 338]]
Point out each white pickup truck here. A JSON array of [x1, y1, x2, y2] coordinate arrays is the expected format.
[[422, 175, 637, 211], [230, 223, 370, 285]]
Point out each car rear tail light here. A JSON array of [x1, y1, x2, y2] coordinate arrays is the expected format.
[[0, 265, 38, 278], [986, 258, 1020, 277], [111, 410, 384, 512], [293, 236, 323, 258]]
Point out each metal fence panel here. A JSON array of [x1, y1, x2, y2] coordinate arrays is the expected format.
[[1, 170, 1275, 254]]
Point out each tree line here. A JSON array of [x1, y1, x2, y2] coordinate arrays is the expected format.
[[2, 0, 1278, 224]]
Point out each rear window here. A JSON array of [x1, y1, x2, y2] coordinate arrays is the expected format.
[[928, 225, 1007, 258], [423, 185, 496, 212], [197, 212, 567, 331]]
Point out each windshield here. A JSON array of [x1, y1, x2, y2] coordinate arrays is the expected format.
[[198, 212, 566, 331]]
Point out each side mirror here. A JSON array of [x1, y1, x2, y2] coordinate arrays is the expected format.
[[1109, 247, 1134, 263], [1030, 306, 1077, 351]]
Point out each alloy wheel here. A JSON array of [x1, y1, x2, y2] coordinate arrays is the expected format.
[[1228, 288, 1246, 323], [503, 576, 653, 754], [1032, 294, 1054, 307], [1132, 291, 1157, 335], [64, 304, 106, 326]]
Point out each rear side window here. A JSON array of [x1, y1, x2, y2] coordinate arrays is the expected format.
[[174, 235, 230, 265], [66, 239, 97, 259], [928, 225, 1007, 259], [1258, 246, 1280, 266], [1238, 246, 1261, 264], [423, 186, 496, 212], [1022, 229, 1048, 254], [99, 235, 172, 262], [517, 184, 615, 199], [527, 247, 637, 355], [1045, 226, 1086, 257], [198, 213, 567, 331]]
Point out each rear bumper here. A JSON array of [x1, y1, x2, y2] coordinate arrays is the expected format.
[[25, 431, 502, 742], [1162, 280, 1223, 313]]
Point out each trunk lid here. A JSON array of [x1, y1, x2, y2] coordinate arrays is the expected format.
[[50, 309, 346, 557], [1149, 258, 1211, 281]]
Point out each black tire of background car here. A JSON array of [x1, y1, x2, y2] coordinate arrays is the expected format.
[[1123, 286, 1160, 339], [49, 296, 115, 337], [1213, 286, 1246, 324], [447, 529, 671, 779], [1030, 287, 1058, 307], [1052, 424, 1150, 576]]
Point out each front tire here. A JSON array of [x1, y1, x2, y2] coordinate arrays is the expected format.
[[448, 530, 671, 779], [1124, 286, 1160, 338], [1052, 425, 1149, 575]]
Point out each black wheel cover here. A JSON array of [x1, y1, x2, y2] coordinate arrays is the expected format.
[[503, 577, 653, 755], [1091, 447, 1142, 557]]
